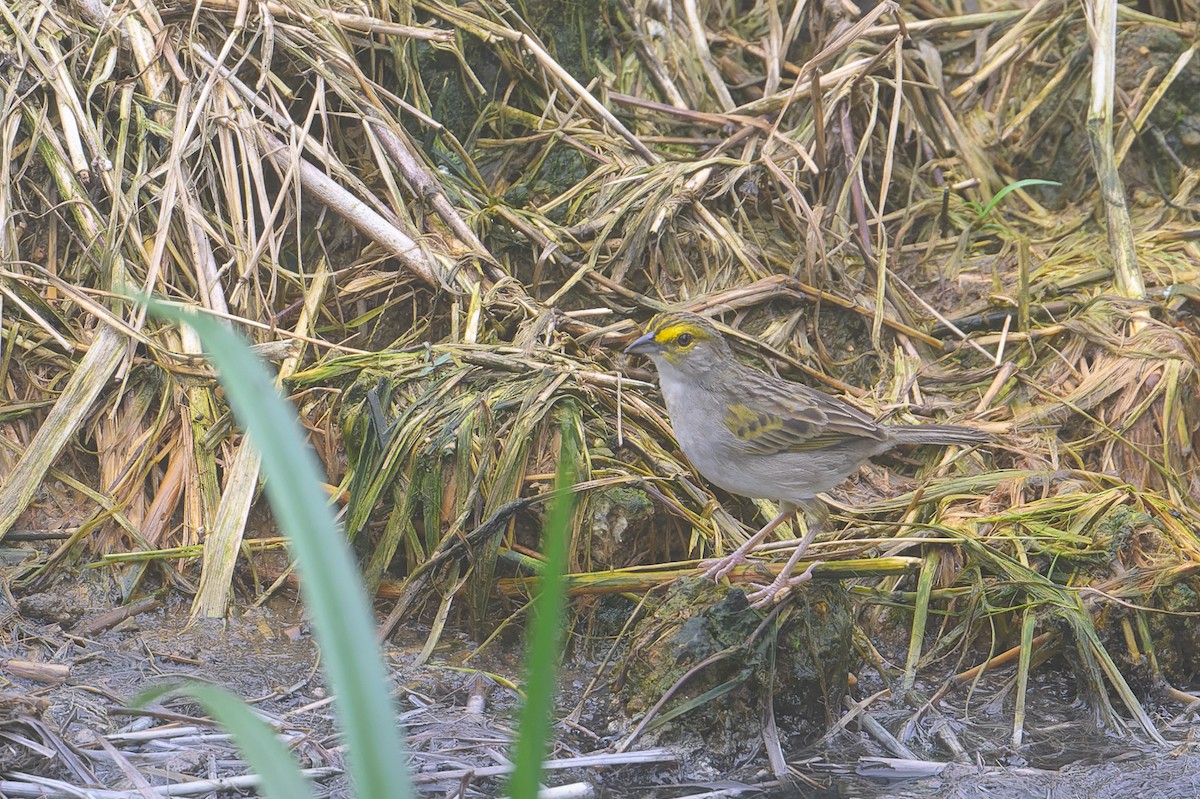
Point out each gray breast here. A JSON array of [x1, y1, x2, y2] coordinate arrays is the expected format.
[[659, 372, 779, 499]]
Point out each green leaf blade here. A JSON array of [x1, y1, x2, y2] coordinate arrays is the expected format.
[[146, 299, 414, 799]]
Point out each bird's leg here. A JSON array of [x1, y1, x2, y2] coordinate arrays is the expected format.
[[747, 520, 822, 608], [699, 506, 794, 582]]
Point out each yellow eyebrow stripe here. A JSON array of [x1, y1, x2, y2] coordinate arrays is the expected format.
[[654, 322, 703, 343]]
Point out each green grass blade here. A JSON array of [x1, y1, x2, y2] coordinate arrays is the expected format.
[[138, 683, 313, 799], [146, 298, 413, 799], [506, 405, 580, 798], [901, 549, 939, 695], [979, 179, 1062, 220], [1012, 608, 1037, 748]]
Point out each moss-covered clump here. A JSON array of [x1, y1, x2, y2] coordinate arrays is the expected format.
[[617, 579, 855, 774]]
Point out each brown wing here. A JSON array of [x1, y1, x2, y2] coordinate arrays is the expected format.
[[722, 372, 887, 456]]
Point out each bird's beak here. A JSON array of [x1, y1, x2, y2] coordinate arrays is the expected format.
[[624, 331, 660, 356]]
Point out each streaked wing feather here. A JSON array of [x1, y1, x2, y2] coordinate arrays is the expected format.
[[723, 373, 887, 456]]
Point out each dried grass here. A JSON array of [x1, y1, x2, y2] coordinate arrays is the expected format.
[[2, 0, 1199, 739]]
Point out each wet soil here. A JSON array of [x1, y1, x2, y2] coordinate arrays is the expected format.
[[3, 578, 1199, 797], [787, 673, 1200, 799]]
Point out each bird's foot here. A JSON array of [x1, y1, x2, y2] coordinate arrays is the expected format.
[[699, 551, 752, 582], [747, 560, 823, 608]]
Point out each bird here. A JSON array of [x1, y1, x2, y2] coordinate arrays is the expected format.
[[624, 310, 990, 605]]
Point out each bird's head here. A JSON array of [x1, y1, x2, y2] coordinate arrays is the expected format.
[[624, 312, 733, 376]]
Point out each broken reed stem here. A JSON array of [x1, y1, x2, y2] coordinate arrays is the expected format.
[[1083, 0, 1145, 303], [494, 557, 922, 597], [187, 0, 454, 40], [259, 131, 451, 290]]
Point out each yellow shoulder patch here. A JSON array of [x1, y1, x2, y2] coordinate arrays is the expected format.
[[723, 403, 783, 441]]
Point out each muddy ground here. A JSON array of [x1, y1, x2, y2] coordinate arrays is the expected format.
[[3, 571, 1199, 798]]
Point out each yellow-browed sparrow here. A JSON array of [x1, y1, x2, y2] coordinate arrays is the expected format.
[[625, 311, 990, 606]]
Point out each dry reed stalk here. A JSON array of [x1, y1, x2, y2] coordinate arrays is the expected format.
[[1083, 0, 1147, 303]]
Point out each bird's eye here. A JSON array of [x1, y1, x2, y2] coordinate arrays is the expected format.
[[676, 332, 695, 347]]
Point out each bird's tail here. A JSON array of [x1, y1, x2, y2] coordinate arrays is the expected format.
[[887, 424, 991, 447]]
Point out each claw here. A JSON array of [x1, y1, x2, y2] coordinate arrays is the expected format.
[[746, 559, 822, 607], [698, 551, 749, 581], [697, 507, 796, 583]]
